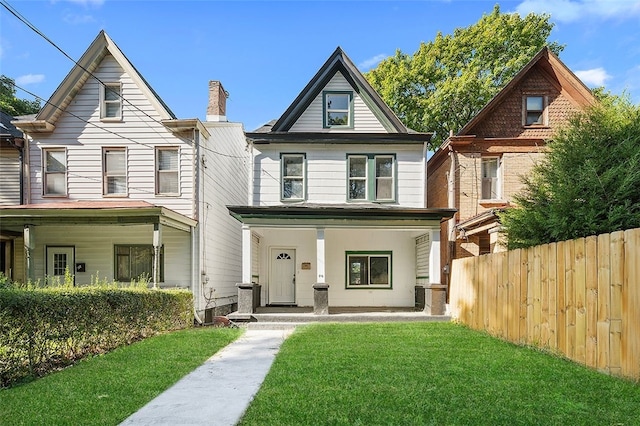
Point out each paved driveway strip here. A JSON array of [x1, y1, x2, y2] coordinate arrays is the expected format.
[[120, 329, 294, 426]]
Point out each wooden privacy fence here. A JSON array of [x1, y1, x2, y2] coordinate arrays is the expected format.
[[449, 228, 640, 380]]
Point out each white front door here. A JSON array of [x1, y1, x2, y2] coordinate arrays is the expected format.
[[269, 248, 295, 304], [46, 246, 75, 285]]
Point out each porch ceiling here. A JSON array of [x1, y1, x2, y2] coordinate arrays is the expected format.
[[227, 204, 456, 228], [0, 201, 197, 232]]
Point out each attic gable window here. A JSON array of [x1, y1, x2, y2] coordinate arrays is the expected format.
[[524, 95, 546, 126], [323, 91, 353, 128], [101, 83, 122, 120]]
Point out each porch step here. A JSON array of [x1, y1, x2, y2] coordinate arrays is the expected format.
[[229, 312, 452, 324], [245, 322, 305, 331]]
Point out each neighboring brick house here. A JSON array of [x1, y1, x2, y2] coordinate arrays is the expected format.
[[427, 47, 596, 290]]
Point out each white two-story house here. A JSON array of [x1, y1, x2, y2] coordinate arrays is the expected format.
[[1, 31, 248, 320], [228, 48, 455, 310]]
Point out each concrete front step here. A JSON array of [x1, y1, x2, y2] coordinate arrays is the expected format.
[[228, 312, 452, 324]]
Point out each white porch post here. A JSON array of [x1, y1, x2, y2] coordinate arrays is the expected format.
[[241, 225, 252, 284], [316, 228, 325, 283], [24, 225, 35, 282], [152, 223, 162, 289], [429, 228, 441, 284], [313, 227, 329, 315]]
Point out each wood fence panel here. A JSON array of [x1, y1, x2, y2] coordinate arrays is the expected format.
[[610, 231, 624, 376], [623, 229, 640, 378], [596, 233, 611, 372], [548, 243, 558, 350], [585, 236, 598, 369], [556, 240, 567, 355], [494, 251, 504, 337], [472, 256, 481, 330], [540, 243, 550, 347], [500, 251, 510, 339], [507, 249, 521, 341], [564, 239, 576, 360], [574, 238, 587, 365], [519, 248, 528, 343]]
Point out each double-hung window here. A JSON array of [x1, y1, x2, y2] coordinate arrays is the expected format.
[[524, 95, 545, 126], [346, 251, 392, 289], [114, 244, 163, 282], [43, 148, 67, 196], [323, 91, 353, 128], [156, 148, 179, 195], [347, 154, 395, 202], [103, 148, 127, 196], [481, 157, 500, 200], [281, 154, 305, 201], [100, 82, 122, 120]]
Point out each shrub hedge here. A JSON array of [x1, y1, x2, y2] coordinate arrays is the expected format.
[[0, 287, 193, 387]]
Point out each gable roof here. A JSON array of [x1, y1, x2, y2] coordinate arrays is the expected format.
[[457, 46, 596, 136], [270, 47, 409, 133], [16, 30, 175, 132]]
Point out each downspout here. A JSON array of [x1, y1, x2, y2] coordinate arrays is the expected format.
[[192, 127, 203, 323]]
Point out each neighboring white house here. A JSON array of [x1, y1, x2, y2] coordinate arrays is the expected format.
[[1, 31, 248, 319], [229, 47, 455, 309]]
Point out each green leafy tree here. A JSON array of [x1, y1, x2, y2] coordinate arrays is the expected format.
[[0, 75, 41, 116], [365, 5, 562, 150], [500, 96, 640, 249]]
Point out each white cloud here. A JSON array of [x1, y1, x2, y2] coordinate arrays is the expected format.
[[575, 67, 611, 86], [358, 54, 387, 70], [515, 0, 640, 23], [16, 74, 46, 85], [62, 0, 105, 6], [63, 13, 96, 24]]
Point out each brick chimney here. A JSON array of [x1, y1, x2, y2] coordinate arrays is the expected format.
[[206, 80, 228, 122]]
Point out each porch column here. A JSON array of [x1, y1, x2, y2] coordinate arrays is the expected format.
[[24, 225, 35, 282], [429, 229, 441, 284], [426, 228, 447, 315], [313, 227, 329, 315], [152, 223, 162, 289], [241, 225, 252, 284]]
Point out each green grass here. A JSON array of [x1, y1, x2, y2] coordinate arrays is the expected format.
[[1, 326, 242, 425], [240, 323, 640, 426]]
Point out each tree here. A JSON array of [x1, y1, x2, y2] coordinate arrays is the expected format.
[[365, 5, 562, 150], [0, 75, 41, 116], [499, 96, 640, 249]]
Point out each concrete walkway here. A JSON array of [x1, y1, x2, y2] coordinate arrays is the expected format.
[[120, 328, 294, 426]]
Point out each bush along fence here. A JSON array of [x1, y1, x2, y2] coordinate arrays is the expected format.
[[449, 227, 640, 381], [0, 287, 193, 387]]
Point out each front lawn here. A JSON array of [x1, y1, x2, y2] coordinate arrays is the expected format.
[[1, 326, 242, 425], [240, 322, 640, 425]]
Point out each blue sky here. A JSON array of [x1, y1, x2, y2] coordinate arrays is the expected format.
[[2, 0, 640, 131]]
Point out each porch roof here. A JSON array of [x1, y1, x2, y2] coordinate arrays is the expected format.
[[227, 203, 456, 228], [0, 201, 197, 232]]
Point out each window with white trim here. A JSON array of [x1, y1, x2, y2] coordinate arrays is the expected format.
[[324, 91, 352, 128], [481, 157, 500, 200], [524, 95, 545, 126], [43, 148, 67, 196], [346, 251, 392, 289], [114, 244, 163, 282], [347, 154, 395, 202], [103, 148, 127, 196], [156, 147, 179, 195], [281, 154, 305, 200], [101, 83, 122, 120]]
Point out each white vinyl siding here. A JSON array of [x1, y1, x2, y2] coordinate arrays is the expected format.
[[253, 144, 423, 207], [0, 147, 21, 205], [27, 55, 195, 216], [289, 73, 386, 133]]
